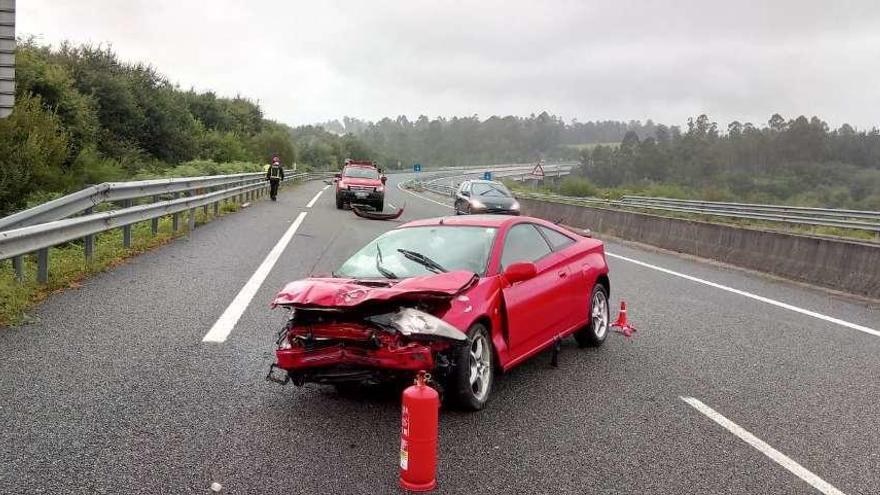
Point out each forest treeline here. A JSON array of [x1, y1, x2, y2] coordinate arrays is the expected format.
[[0, 40, 378, 216], [579, 115, 880, 209], [320, 114, 655, 166]]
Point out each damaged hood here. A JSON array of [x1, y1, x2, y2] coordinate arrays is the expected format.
[[271, 270, 479, 309]]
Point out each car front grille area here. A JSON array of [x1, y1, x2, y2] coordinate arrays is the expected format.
[[475, 207, 517, 214]]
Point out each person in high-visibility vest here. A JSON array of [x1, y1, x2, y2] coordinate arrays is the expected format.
[[266, 155, 285, 201]]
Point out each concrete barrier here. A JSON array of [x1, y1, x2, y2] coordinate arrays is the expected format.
[[520, 198, 880, 299]]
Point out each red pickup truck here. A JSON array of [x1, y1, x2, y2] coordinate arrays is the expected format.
[[334, 160, 387, 211]]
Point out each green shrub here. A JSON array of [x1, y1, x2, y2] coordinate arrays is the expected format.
[[0, 95, 71, 216], [557, 176, 598, 197]]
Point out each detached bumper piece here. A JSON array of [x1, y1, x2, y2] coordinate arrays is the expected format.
[[266, 363, 290, 385], [352, 204, 405, 220]]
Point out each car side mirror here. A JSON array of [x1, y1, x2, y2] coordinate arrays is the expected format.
[[461, 190, 470, 197], [381, 176, 387, 184], [334, 173, 342, 179], [503, 262, 537, 284]]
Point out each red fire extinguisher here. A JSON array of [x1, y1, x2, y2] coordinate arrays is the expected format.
[[400, 370, 439, 492]]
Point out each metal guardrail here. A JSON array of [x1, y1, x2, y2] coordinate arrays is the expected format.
[[0, 172, 276, 231], [0, 170, 331, 283], [406, 167, 880, 235], [506, 192, 880, 233]]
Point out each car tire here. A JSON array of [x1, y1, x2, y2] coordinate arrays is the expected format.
[[574, 284, 610, 348], [374, 200, 384, 212], [335, 194, 343, 209], [448, 323, 494, 411]]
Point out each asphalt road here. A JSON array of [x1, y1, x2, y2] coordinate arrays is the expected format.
[[1, 173, 879, 494]]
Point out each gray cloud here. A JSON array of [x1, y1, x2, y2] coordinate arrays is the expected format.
[[19, 0, 880, 128]]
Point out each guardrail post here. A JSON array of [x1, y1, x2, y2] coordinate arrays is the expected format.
[[188, 207, 196, 236], [12, 256, 24, 281], [151, 196, 159, 235], [172, 193, 180, 232], [84, 207, 95, 262], [37, 248, 49, 284], [213, 201, 219, 216], [122, 200, 133, 248]]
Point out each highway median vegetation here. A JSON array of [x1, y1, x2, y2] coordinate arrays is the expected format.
[[504, 179, 879, 242]]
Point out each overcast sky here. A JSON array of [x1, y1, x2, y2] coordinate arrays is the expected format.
[[18, 1, 880, 129]]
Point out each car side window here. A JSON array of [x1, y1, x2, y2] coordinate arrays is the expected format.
[[500, 224, 552, 269], [459, 182, 470, 195], [538, 226, 576, 251]]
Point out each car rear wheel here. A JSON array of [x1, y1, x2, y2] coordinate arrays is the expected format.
[[449, 323, 493, 410], [574, 284, 610, 347], [335, 194, 343, 209], [374, 200, 384, 212]]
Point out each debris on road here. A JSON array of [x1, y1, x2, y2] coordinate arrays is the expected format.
[[352, 204, 405, 220], [210, 482, 223, 492]]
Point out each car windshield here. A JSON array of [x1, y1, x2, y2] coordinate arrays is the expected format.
[[471, 182, 511, 197], [336, 226, 497, 279], [344, 167, 379, 179]]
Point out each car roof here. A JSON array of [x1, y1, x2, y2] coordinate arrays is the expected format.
[[465, 179, 503, 185], [400, 214, 524, 229], [345, 163, 377, 169]]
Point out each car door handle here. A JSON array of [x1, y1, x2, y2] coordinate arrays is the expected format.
[[558, 271, 567, 278]]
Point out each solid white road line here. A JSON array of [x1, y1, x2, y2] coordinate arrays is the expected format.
[[681, 397, 846, 495], [202, 212, 308, 343], [606, 252, 880, 338], [306, 186, 328, 208]]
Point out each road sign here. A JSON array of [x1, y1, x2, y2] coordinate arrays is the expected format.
[[413, 163, 422, 173], [531, 162, 545, 177], [483, 171, 492, 180], [0, 0, 15, 118]]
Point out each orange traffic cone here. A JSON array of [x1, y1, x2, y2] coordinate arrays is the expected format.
[[611, 301, 637, 339]]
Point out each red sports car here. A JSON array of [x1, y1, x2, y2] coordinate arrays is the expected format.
[[267, 214, 611, 410]]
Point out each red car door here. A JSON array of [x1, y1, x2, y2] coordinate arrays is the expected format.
[[498, 223, 570, 360], [535, 225, 589, 331]]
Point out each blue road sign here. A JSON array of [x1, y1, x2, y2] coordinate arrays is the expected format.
[[413, 163, 422, 172], [483, 171, 492, 180]]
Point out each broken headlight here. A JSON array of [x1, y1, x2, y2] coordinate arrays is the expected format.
[[368, 308, 466, 341]]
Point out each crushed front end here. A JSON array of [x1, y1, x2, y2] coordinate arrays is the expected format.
[[266, 272, 476, 388]]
